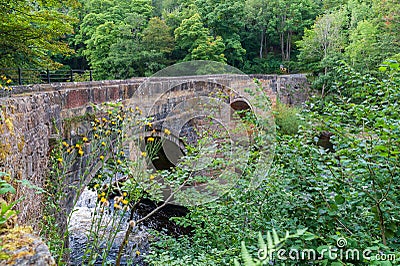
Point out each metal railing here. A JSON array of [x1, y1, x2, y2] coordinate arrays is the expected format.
[[0, 68, 93, 85]]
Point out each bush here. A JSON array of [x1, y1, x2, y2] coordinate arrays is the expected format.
[[273, 102, 304, 135]]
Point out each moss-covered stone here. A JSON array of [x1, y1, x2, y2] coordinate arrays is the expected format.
[[0, 226, 56, 266]]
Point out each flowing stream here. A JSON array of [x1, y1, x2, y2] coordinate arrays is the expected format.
[[68, 188, 189, 265]]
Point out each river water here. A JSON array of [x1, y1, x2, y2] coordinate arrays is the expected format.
[[68, 188, 189, 265]]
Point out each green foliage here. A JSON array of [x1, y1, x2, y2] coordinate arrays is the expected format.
[[0, 172, 17, 227], [2, 0, 400, 78], [174, 13, 226, 62], [296, 8, 347, 94], [273, 102, 304, 135], [142, 17, 174, 54], [235, 229, 306, 265], [76, 0, 156, 79], [296, 0, 400, 92], [195, 0, 246, 65], [144, 62, 400, 265], [346, 20, 379, 71], [241, 57, 282, 74], [0, 0, 78, 69]]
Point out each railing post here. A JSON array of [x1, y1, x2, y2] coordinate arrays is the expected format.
[[89, 70, 93, 81], [18, 67, 22, 85], [47, 69, 50, 83], [70, 69, 74, 82]]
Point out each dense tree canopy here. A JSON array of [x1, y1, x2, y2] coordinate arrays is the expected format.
[[0, 0, 399, 82], [0, 0, 78, 68]]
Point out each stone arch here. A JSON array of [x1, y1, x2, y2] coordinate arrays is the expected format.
[[142, 130, 186, 171], [230, 98, 252, 119]]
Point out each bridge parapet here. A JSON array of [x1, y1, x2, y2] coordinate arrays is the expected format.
[[0, 74, 309, 226]]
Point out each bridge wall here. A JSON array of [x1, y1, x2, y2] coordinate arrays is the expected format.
[[0, 74, 309, 225]]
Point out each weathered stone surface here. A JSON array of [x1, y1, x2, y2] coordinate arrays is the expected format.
[[0, 227, 56, 266], [0, 74, 309, 229]]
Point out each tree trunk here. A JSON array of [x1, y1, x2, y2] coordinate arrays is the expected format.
[[280, 15, 286, 61], [322, 66, 327, 97], [286, 31, 291, 61], [259, 28, 265, 59], [280, 32, 284, 61]]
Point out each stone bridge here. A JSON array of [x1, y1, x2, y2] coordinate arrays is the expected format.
[[0, 74, 309, 226]]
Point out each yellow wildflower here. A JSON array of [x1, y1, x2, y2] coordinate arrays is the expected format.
[[111, 121, 116, 125], [67, 148, 72, 154], [82, 137, 88, 142], [114, 203, 122, 210], [78, 149, 84, 156], [94, 184, 100, 189], [141, 151, 147, 157], [136, 250, 140, 256], [117, 129, 122, 134], [149, 175, 155, 180], [75, 144, 81, 149], [122, 199, 128, 205], [95, 118, 100, 123], [62, 141, 69, 147], [94, 134, 99, 139], [123, 192, 127, 197], [100, 155, 105, 160], [107, 110, 112, 115], [100, 197, 106, 203], [146, 122, 152, 127], [57, 158, 63, 163], [102, 118, 107, 122], [117, 159, 122, 164], [101, 141, 106, 146], [101, 192, 105, 196], [164, 128, 171, 135], [120, 151, 125, 155], [147, 137, 154, 142], [6, 79, 11, 84], [93, 126, 97, 131], [105, 130, 111, 135]]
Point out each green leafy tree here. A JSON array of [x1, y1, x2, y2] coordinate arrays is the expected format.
[[296, 8, 347, 95], [174, 13, 226, 62], [268, 0, 318, 62], [243, 0, 271, 59], [346, 20, 379, 71], [142, 17, 174, 54], [0, 0, 78, 68], [75, 0, 154, 79], [195, 0, 246, 66]]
